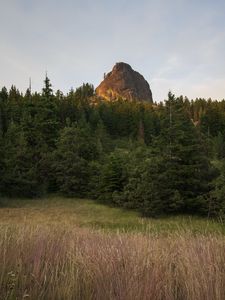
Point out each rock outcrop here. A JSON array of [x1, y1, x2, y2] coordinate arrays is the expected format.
[[96, 62, 153, 102]]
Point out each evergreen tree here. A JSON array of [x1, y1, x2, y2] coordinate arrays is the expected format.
[[123, 157, 182, 216], [36, 76, 59, 149], [214, 132, 225, 159], [0, 127, 5, 195], [120, 94, 215, 217], [209, 160, 225, 217], [42, 75, 53, 99], [53, 124, 99, 197], [98, 149, 129, 203], [2, 122, 43, 197], [0, 76, 223, 219], [0, 87, 8, 135], [154, 93, 214, 214]]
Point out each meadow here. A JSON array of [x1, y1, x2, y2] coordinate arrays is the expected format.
[[0, 196, 225, 299]]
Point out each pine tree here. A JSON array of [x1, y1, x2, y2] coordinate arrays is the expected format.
[[209, 160, 225, 217], [2, 122, 43, 197], [36, 76, 59, 149], [0, 87, 8, 135], [154, 93, 214, 214], [42, 75, 53, 99], [98, 149, 129, 203], [121, 94, 215, 217], [0, 127, 5, 195], [214, 132, 225, 159], [53, 124, 99, 197]]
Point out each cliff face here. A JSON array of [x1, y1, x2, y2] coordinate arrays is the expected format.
[[96, 62, 153, 102]]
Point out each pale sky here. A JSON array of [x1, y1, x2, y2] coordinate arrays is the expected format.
[[0, 0, 225, 101]]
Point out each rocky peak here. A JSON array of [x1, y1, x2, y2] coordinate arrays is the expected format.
[[96, 62, 153, 102], [112, 62, 132, 72]]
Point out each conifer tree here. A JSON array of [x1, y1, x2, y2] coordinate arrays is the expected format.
[[53, 124, 99, 197], [209, 159, 225, 217], [98, 149, 129, 203], [154, 93, 214, 214], [123, 93, 215, 217], [42, 75, 53, 99], [37, 76, 59, 149], [214, 132, 225, 159], [3, 122, 43, 197], [0, 127, 5, 195]]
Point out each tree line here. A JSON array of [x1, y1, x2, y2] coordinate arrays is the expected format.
[[1, 76, 225, 217]]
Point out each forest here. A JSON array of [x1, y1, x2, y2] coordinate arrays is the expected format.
[[1, 76, 225, 218]]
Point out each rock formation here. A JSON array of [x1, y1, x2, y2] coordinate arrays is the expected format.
[[96, 62, 153, 102]]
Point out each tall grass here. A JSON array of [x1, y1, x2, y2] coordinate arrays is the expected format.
[[0, 224, 225, 300], [0, 196, 224, 234]]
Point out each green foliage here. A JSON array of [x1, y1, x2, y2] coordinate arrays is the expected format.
[[200, 104, 225, 137], [0, 128, 5, 195], [209, 160, 225, 218], [42, 75, 53, 99], [98, 149, 130, 203], [156, 94, 214, 214], [1, 77, 225, 218], [0, 87, 8, 135], [53, 124, 100, 197], [74, 83, 94, 100], [117, 94, 216, 217], [2, 122, 44, 197], [214, 132, 225, 159]]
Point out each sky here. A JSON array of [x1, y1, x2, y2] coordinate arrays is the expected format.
[[0, 0, 225, 102]]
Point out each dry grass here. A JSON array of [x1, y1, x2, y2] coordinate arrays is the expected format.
[[0, 197, 225, 299], [1, 226, 225, 300]]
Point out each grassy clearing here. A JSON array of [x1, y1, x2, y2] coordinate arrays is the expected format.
[[0, 196, 225, 299], [0, 195, 224, 234]]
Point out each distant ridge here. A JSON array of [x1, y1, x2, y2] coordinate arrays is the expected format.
[[96, 62, 153, 102]]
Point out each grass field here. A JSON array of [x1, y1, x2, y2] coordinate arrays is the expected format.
[[0, 195, 224, 234], [0, 196, 225, 299]]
